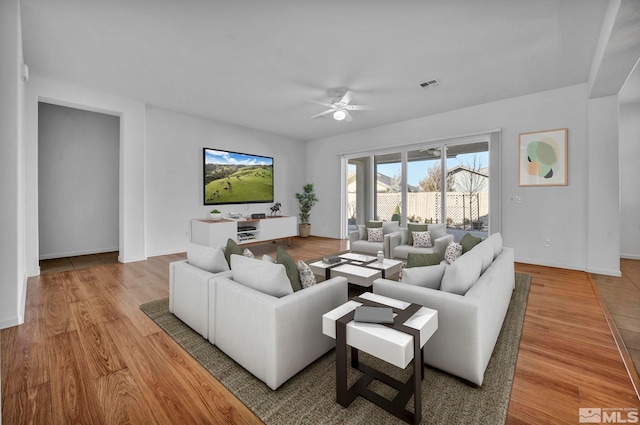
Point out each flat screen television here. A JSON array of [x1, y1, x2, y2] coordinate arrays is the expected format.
[[203, 148, 274, 205]]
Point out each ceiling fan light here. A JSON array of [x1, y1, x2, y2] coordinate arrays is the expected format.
[[333, 110, 347, 121]]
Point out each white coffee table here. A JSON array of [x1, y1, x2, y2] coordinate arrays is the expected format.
[[309, 253, 403, 288], [322, 292, 438, 424]]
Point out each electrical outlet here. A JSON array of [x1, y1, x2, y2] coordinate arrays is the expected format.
[[544, 239, 551, 247]]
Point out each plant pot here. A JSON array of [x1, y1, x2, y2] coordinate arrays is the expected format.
[[209, 213, 222, 221], [299, 223, 311, 238]]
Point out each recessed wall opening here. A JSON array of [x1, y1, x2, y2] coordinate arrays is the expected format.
[[37, 102, 120, 271]]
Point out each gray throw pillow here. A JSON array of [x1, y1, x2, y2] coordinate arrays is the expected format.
[[230, 255, 293, 298], [401, 264, 446, 289], [440, 250, 482, 295], [224, 238, 243, 267], [276, 247, 302, 292], [186, 243, 229, 273], [406, 252, 442, 268], [460, 233, 482, 253]]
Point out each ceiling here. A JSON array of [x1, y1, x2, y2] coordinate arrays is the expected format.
[[20, 0, 637, 141]]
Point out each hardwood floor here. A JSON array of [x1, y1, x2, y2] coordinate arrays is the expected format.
[[2, 237, 639, 424]]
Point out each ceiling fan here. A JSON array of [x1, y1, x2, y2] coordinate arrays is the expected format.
[[310, 89, 370, 122]]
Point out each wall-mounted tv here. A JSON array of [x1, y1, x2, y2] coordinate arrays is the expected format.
[[203, 148, 274, 205]]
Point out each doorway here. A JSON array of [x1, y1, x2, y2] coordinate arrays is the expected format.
[[38, 102, 120, 262]]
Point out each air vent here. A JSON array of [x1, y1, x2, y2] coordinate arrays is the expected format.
[[420, 79, 441, 88]]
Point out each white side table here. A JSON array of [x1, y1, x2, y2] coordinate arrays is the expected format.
[[322, 292, 438, 424]]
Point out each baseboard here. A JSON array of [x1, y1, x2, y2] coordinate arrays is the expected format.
[[39, 247, 119, 260], [0, 316, 21, 330], [515, 258, 585, 272], [621, 254, 640, 260], [118, 255, 147, 263], [587, 266, 622, 277]]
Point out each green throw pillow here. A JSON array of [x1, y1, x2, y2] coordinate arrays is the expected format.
[[276, 247, 302, 292], [224, 238, 243, 267], [406, 252, 442, 268], [364, 221, 383, 241], [407, 223, 428, 246], [460, 233, 482, 253]]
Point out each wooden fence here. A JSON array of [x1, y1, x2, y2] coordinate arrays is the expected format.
[[348, 192, 489, 226]]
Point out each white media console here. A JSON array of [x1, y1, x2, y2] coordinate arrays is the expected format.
[[191, 216, 297, 247]]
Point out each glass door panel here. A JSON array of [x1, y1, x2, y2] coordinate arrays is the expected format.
[[445, 142, 489, 241], [374, 153, 401, 221], [347, 157, 369, 232], [407, 148, 445, 224]]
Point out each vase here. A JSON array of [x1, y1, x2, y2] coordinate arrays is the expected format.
[[299, 223, 311, 238]]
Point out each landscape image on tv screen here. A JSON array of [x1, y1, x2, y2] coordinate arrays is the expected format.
[[203, 148, 274, 205]]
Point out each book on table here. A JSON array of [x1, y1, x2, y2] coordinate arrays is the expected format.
[[322, 256, 342, 264], [353, 306, 394, 324]]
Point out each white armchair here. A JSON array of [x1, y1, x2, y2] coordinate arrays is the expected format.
[[349, 221, 399, 258], [389, 223, 454, 260]]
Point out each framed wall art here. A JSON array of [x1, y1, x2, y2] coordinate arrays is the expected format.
[[518, 128, 568, 186]]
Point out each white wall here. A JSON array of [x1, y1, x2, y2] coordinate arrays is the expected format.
[[25, 75, 147, 275], [38, 103, 119, 259], [307, 84, 620, 275], [145, 106, 306, 256], [620, 101, 640, 259], [0, 0, 27, 330], [587, 95, 621, 276]]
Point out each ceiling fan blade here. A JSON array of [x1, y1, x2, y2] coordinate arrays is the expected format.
[[308, 99, 335, 108], [338, 90, 354, 105], [346, 105, 372, 111], [344, 111, 353, 122], [311, 109, 333, 119]]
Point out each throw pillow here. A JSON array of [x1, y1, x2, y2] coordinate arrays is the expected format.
[[262, 254, 276, 263], [443, 241, 463, 264], [276, 247, 302, 292], [406, 252, 442, 268], [242, 248, 254, 258], [407, 223, 428, 246], [440, 250, 482, 295], [367, 227, 384, 242], [230, 255, 293, 298], [224, 238, 243, 267], [460, 233, 482, 253], [296, 260, 317, 288], [186, 243, 229, 273], [364, 221, 383, 240], [401, 264, 446, 289], [412, 231, 432, 248]]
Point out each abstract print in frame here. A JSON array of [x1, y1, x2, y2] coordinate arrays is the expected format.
[[518, 128, 568, 186]]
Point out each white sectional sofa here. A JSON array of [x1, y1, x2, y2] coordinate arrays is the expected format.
[[170, 246, 348, 390], [373, 233, 514, 386], [169, 244, 232, 339], [214, 255, 348, 390]]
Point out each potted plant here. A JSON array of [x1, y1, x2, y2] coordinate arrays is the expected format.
[[209, 209, 222, 220], [295, 183, 318, 238]]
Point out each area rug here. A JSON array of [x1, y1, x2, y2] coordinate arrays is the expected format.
[[140, 273, 531, 424]]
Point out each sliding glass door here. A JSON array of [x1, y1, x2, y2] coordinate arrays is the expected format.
[[342, 133, 497, 241]]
